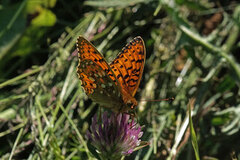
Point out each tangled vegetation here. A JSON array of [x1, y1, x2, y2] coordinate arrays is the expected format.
[[0, 0, 240, 159]]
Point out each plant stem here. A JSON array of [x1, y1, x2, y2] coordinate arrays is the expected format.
[[0, 66, 42, 89]]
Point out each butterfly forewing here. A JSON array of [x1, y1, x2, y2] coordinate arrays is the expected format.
[[110, 36, 146, 97], [76, 36, 123, 110]]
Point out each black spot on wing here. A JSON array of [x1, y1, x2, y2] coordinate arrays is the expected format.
[[126, 66, 132, 70], [136, 59, 144, 63], [123, 74, 129, 79], [117, 74, 121, 79]]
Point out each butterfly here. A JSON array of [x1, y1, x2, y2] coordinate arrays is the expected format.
[[76, 36, 146, 113]]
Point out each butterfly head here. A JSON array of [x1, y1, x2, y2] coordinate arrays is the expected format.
[[119, 98, 137, 115], [126, 100, 137, 110]]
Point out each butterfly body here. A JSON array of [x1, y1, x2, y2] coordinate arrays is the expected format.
[[76, 36, 145, 113]]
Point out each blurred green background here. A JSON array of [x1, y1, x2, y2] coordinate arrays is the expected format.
[[0, 0, 240, 159]]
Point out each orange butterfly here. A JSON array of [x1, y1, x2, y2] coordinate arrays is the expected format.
[[76, 36, 146, 113]]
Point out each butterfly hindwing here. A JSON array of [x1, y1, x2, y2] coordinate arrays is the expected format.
[[78, 60, 123, 109]]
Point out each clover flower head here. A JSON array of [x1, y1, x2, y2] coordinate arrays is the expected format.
[[86, 112, 143, 159]]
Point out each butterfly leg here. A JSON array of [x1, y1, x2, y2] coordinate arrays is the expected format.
[[120, 110, 138, 129], [128, 110, 138, 129]]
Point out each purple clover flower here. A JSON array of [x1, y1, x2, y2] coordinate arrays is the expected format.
[[86, 112, 143, 159]]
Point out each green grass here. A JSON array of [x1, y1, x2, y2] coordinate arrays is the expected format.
[[0, 0, 240, 159]]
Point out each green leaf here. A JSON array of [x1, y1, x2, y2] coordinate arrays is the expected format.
[[211, 116, 229, 126], [31, 8, 56, 27], [0, 2, 26, 60], [25, 0, 42, 14], [175, 0, 207, 11], [43, 0, 57, 8], [11, 25, 47, 57], [188, 99, 200, 160], [0, 108, 16, 120], [84, 0, 148, 8], [217, 75, 236, 93], [26, 0, 57, 13]]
